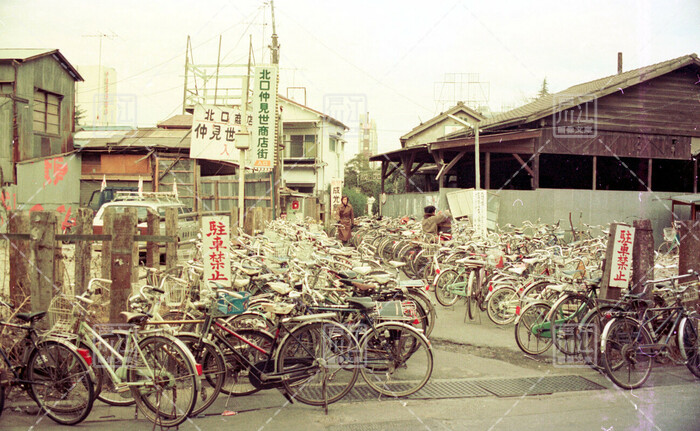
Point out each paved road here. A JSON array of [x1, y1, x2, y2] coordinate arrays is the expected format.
[[2, 304, 699, 430]]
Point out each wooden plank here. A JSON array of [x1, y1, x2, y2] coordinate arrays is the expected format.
[[110, 211, 136, 323], [165, 207, 178, 270], [9, 211, 31, 310], [101, 208, 114, 279], [73, 208, 93, 295], [592, 155, 597, 190], [146, 211, 159, 268], [512, 153, 535, 178], [437, 150, 467, 181]]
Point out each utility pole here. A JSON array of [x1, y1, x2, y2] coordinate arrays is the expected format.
[[270, 0, 281, 218], [182, 36, 190, 114], [237, 37, 254, 228]]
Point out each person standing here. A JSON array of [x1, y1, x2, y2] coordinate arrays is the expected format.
[[337, 196, 354, 245]]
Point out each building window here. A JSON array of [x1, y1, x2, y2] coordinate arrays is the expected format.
[[0, 82, 13, 94], [287, 134, 317, 158], [329, 138, 337, 153], [33, 89, 61, 135]]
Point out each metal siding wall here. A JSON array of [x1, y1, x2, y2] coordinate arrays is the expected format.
[[383, 189, 681, 245]]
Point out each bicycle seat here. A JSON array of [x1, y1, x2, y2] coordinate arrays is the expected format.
[[338, 270, 358, 279], [120, 311, 150, 325], [268, 282, 293, 295], [346, 297, 375, 310], [233, 278, 250, 289], [239, 266, 262, 276], [15, 311, 46, 323], [352, 266, 373, 276]]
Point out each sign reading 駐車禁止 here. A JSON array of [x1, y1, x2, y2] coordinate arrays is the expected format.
[[609, 225, 635, 288], [202, 216, 231, 288], [190, 104, 246, 161], [250, 65, 278, 169]]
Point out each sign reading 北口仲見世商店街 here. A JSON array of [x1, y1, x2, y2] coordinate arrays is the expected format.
[[250, 65, 278, 169]]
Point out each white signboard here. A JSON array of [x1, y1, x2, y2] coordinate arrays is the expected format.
[[250, 65, 279, 169], [609, 225, 635, 288], [202, 216, 231, 288], [330, 179, 343, 211], [472, 190, 487, 238], [190, 104, 245, 161]]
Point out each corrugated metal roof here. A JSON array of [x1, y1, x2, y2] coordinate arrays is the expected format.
[[74, 128, 191, 150], [0, 49, 83, 81], [157, 114, 193, 129], [478, 53, 700, 132]]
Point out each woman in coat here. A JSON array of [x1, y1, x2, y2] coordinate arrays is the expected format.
[[337, 196, 354, 244]]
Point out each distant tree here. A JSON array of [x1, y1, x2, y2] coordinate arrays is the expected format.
[[538, 78, 550, 98], [342, 186, 367, 217], [74, 105, 86, 128]]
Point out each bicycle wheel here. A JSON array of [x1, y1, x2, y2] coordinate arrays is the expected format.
[[549, 293, 592, 356], [601, 317, 653, 389], [466, 269, 477, 320], [226, 312, 273, 331], [486, 286, 519, 326], [656, 241, 676, 256], [514, 302, 552, 355], [434, 269, 460, 307], [678, 316, 700, 379], [277, 320, 360, 406], [360, 322, 433, 397], [27, 340, 95, 425], [177, 335, 225, 417], [95, 333, 135, 406], [128, 335, 199, 427], [217, 328, 274, 396], [405, 288, 436, 337]]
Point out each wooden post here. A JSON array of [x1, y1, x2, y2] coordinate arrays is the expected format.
[[29, 212, 58, 318], [101, 208, 114, 279], [243, 206, 255, 236], [678, 220, 700, 276], [146, 211, 159, 268], [73, 208, 93, 295], [631, 219, 654, 295], [9, 211, 31, 310], [53, 215, 64, 294], [110, 211, 136, 323], [214, 180, 220, 211], [484, 152, 491, 189], [165, 207, 178, 270], [592, 156, 597, 190], [230, 206, 239, 237]]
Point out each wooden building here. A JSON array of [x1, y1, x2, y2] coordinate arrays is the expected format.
[[0, 49, 83, 183], [373, 53, 700, 195]]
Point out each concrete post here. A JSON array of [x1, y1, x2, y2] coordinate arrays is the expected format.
[[631, 219, 654, 295]]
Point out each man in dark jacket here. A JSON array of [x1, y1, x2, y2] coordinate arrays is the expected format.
[[421, 205, 452, 235]]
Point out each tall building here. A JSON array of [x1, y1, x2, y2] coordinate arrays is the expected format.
[[359, 112, 377, 157], [76, 65, 119, 127]]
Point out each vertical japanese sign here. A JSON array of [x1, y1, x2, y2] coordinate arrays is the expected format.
[[609, 225, 635, 288], [190, 104, 242, 161], [202, 216, 231, 288], [251, 65, 278, 168], [472, 190, 487, 238], [330, 179, 343, 211]]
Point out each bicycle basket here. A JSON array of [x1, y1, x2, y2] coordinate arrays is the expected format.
[[215, 291, 251, 316], [162, 276, 190, 308], [47, 294, 77, 333], [663, 227, 677, 242]]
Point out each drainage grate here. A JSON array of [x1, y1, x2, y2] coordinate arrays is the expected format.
[[336, 375, 603, 403], [329, 419, 445, 431], [473, 375, 604, 397]]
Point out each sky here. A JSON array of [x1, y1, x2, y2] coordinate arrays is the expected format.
[[1, 0, 699, 160]]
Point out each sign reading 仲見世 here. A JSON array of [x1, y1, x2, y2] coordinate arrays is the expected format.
[[190, 104, 251, 161]]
